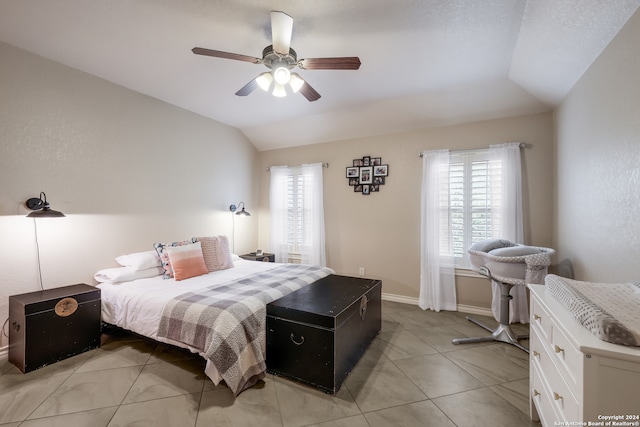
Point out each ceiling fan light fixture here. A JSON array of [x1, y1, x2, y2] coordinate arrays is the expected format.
[[192, 10, 361, 102], [256, 72, 273, 91], [272, 83, 287, 97], [289, 73, 305, 93], [273, 66, 291, 85]]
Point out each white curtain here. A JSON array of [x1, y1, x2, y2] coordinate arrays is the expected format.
[[299, 163, 326, 266], [269, 163, 326, 266], [489, 142, 526, 323], [269, 166, 291, 263], [419, 150, 456, 311]]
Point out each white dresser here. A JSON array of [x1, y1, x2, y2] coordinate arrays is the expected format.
[[528, 284, 640, 426]]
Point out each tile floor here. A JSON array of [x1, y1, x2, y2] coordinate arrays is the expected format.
[[0, 301, 541, 426]]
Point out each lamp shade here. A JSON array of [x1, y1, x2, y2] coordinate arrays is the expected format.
[[256, 72, 273, 92], [236, 206, 251, 216], [229, 202, 251, 216], [289, 73, 305, 93], [25, 193, 65, 218], [272, 83, 287, 97], [273, 66, 291, 85]]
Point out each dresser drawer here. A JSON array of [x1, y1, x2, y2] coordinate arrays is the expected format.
[[550, 317, 581, 387], [532, 347, 580, 421], [531, 363, 558, 427], [531, 296, 552, 343]]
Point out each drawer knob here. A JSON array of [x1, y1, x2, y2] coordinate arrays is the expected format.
[[553, 392, 563, 401], [534, 314, 541, 321], [532, 350, 540, 358], [532, 389, 540, 397], [554, 345, 564, 354]]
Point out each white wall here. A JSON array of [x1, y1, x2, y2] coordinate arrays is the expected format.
[[554, 9, 640, 282], [0, 42, 259, 350]]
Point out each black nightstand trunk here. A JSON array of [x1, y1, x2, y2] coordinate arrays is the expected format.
[[240, 252, 275, 262], [9, 284, 101, 373]]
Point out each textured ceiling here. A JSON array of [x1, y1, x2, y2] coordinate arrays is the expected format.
[[0, 0, 638, 150]]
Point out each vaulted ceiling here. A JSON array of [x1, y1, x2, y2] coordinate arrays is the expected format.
[[1, 0, 638, 150]]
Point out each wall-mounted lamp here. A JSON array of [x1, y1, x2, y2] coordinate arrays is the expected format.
[[25, 192, 65, 290], [229, 202, 250, 254], [229, 202, 251, 217], [25, 192, 65, 218]]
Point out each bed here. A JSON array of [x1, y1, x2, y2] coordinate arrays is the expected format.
[[96, 252, 333, 395]]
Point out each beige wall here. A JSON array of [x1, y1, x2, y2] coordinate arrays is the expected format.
[[0, 42, 259, 349], [553, 9, 640, 282], [258, 112, 554, 307]]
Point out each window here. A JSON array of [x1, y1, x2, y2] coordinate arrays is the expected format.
[[443, 151, 501, 265], [270, 163, 326, 265], [285, 172, 306, 253]]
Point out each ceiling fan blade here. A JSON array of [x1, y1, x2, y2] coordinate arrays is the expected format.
[[298, 57, 361, 70], [271, 11, 293, 55], [298, 79, 321, 102], [235, 78, 259, 96], [192, 47, 261, 64]]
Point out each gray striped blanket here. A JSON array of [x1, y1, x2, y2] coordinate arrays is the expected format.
[[157, 264, 334, 395]]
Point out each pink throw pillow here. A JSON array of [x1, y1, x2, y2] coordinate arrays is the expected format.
[[166, 241, 208, 281]]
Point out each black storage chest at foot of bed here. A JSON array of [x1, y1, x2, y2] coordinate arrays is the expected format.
[[266, 274, 382, 394], [9, 284, 101, 373]]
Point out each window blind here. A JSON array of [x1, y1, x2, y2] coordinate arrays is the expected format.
[[447, 153, 500, 260]]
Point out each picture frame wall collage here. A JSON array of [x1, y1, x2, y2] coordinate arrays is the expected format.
[[346, 156, 389, 195]]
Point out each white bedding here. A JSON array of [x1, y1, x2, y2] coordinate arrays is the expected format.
[[97, 259, 285, 362]]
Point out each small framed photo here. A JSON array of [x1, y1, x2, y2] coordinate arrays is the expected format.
[[370, 184, 379, 192], [373, 176, 385, 185], [354, 185, 363, 193], [359, 166, 373, 184], [346, 167, 359, 178], [373, 165, 388, 177], [372, 157, 382, 166], [349, 178, 359, 186], [353, 159, 364, 167], [362, 185, 370, 195], [363, 156, 371, 166]]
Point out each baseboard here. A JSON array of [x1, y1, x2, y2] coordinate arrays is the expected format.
[[381, 293, 419, 305], [382, 293, 492, 317], [456, 304, 493, 317]]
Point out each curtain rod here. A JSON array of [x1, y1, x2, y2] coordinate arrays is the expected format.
[[418, 142, 527, 157], [266, 162, 329, 171]]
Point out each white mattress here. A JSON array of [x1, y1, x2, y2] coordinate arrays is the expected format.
[[97, 259, 282, 343]]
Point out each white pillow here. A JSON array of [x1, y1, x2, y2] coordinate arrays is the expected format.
[[94, 266, 163, 283], [115, 250, 161, 271]]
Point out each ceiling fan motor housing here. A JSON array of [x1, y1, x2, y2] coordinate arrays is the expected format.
[[262, 45, 298, 70]]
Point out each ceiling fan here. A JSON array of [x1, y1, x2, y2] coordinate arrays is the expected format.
[[192, 11, 361, 102]]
